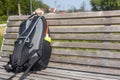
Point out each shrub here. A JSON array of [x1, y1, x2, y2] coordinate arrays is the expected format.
[[0, 15, 8, 24]]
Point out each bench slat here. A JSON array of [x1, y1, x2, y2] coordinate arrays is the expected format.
[[52, 49, 120, 59], [50, 55, 120, 68], [8, 10, 120, 21], [0, 68, 71, 80], [0, 57, 120, 77], [3, 41, 120, 51], [2, 45, 14, 51], [3, 33, 120, 43], [4, 33, 18, 39], [7, 18, 120, 26], [2, 47, 120, 68], [51, 34, 120, 41], [0, 61, 115, 80], [52, 42, 120, 50], [6, 26, 120, 33], [49, 62, 120, 76], [2, 48, 120, 59]]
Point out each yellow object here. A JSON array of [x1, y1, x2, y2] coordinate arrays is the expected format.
[[44, 34, 51, 43]]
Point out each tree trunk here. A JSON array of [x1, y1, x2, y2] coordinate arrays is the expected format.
[[18, 0, 21, 16]]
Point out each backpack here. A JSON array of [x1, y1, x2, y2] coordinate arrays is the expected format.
[[4, 14, 52, 80]]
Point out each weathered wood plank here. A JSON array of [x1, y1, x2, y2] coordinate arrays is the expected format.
[[49, 62, 120, 76], [50, 26, 120, 33], [51, 34, 120, 41], [0, 57, 120, 77], [2, 45, 14, 51], [3, 33, 120, 45], [5, 26, 120, 41], [43, 68, 120, 80], [3, 39, 15, 45], [0, 68, 69, 80], [1, 48, 120, 60], [0, 65, 102, 80], [4, 33, 18, 39], [2, 41, 120, 51], [52, 42, 120, 50], [8, 10, 120, 21], [0, 51, 2, 56], [6, 26, 120, 33], [6, 27, 19, 33], [50, 55, 120, 68], [1, 49, 120, 69], [52, 49, 120, 59], [0, 60, 119, 80], [2, 48, 120, 59], [7, 18, 120, 27]]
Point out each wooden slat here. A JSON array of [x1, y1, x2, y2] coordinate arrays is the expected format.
[[4, 33, 18, 39], [6, 27, 19, 33], [8, 10, 120, 21], [0, 51, 2, 56], [51, 34, 120, 41], [50, 26, 120, 33], [52, 49, 120, 59], [37, 69, 118, 80], [0, 68, 71, 80], [49, 62, 120, 76], [42, 68, 120, 79], [50, 55, 120, 68], [2, 45, 14, 51], [3, 39, 15, 45], [7, 18, 120, 27], [0, 58, 120, 79], [2, 41, 120, 51], [2, 48, 120, 59], [6, 26, 120, 33], [3, 33, 120, 45], [2, 45, 120, 68], [0, 57, 120, 77], [52, 42, 120, 50]]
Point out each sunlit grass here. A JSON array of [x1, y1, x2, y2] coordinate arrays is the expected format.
[[0, 26, 5, 50]]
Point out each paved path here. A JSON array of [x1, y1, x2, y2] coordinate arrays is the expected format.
[[0, 24, 6, 27]]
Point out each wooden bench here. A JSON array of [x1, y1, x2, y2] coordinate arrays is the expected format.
[[0, 10, 120, 80]]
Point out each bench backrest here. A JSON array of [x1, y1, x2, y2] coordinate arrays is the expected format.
[[2, 10, 120, 75]]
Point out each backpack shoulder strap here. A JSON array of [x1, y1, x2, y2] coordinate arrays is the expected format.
[[19, 56, 39, 80]]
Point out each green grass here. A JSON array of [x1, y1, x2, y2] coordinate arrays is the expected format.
[[0, 26, 5, 50]]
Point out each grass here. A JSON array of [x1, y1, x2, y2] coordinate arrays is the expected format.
[[0, 26, 5, 50]]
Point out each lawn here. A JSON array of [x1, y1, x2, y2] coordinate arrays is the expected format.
[[0, 26, 5, 50]]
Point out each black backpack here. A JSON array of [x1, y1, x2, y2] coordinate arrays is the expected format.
[[4, 14, 52, 80]]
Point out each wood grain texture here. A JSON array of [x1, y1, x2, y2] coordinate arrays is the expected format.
[[6, 26, 120, 33], [4, 33, 120, 41], [49, 62, 120, 76], [0, 56, 120, 77], [3, 41, 120, 51], [8, 10, 120, 20], [1, 48, 120, 59], [50, 55, 120, 68], [52, 42, 120, 50], [7, 18, 120, 26]]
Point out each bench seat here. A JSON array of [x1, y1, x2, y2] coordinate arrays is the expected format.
[[1, 10, 120, 79], [0, 56, 120, 80]]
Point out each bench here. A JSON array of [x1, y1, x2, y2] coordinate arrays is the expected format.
[[0, 10, 120, 80]]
